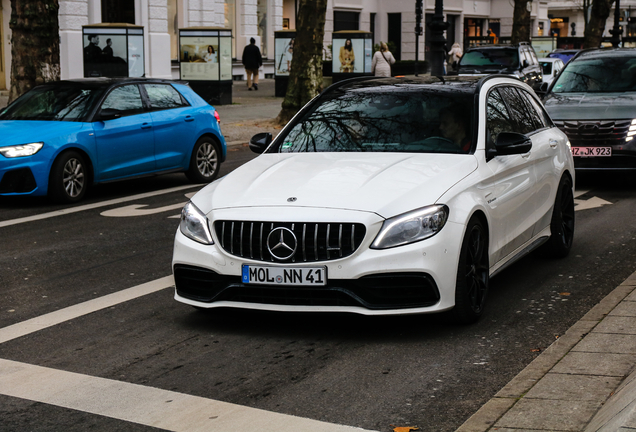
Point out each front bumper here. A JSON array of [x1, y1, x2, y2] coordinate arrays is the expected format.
[[172, 208, 465, 315]]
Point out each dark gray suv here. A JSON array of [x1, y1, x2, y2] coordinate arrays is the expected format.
[[454, 42, 543, 90], [543, 48, 636, 170]]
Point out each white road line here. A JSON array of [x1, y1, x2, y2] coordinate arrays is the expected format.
[[0, 276, 174, 344], [0, 184, 200, 228], [0, 359, 372, 432]]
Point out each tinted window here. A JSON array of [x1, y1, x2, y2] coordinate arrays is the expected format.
[[100, 85, 144, 116], [0, 85, 105, 121], [460, 49, 519, 68], [552, 56, 636, 93], [275, 90, 474, 154], [498, 87, 535, 134], [486, 89, 515, 146], [144, 84, 188, 109], [540, 62, 553, 74], [520, 89, 550, 129]]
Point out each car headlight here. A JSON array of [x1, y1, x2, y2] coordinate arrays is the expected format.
[[371, 205, 449, 249], [627, 119, 636, 142], [180, 201, 214, 245], [0, 142, 44, 158]]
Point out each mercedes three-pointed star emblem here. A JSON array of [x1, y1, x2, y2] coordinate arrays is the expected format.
[[267, 227, 298, 261]]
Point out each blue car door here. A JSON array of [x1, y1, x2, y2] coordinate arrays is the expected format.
[[143, 83, 196, 170], [93, 84, 155, 181]]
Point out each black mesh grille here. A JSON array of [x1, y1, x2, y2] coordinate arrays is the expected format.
[[553, 119, 631, 147], [213, 221, 366, 263], [0, 168, 37, 193]]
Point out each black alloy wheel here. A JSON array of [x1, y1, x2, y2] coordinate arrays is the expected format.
[[453, 217, 489, 324], [540, 175, 575, 258]]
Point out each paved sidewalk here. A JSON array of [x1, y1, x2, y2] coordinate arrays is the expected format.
[[458, 271, 636, 432]]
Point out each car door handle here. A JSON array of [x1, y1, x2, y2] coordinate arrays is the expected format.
[[141, 123, 152, 129], [549, 139, 558, 148], [184, 116, 194, 122]]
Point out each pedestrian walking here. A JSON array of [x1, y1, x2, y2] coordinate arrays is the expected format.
[[448, 42, 463, 71], [242, 37, 263, 91], [371, 42, 396, 77]]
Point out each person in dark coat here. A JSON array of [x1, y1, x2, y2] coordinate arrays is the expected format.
[[242, 37, 263, 90]]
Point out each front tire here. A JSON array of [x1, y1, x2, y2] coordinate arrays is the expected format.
[[186, 137, 221, 183], [49, 151, 88, 203], [540, 175, 575, 258], [453, 217, 489, 324]]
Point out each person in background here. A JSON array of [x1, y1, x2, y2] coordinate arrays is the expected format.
[[371, 42, 395, 77], [242, 37, 263, 90], [488, 28, 498, 44], [448, 42, 463, 71]]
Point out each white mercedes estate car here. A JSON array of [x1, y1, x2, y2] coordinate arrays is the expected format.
[[173, 75, 575, 323]]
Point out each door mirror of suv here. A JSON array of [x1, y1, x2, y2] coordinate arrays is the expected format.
[[495, 132, 532, 155], [249, 132, 272, 154], [522, 59, 530, 68]]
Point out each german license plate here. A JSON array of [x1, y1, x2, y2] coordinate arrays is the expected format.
[[572, 146, 612, 157], [242, 265, 327, 286]]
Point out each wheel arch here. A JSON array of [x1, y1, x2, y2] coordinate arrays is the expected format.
[[47, 147, 95, 192], [194, 132, 226, 163]]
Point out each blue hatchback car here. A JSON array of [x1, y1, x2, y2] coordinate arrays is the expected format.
[[0, 78, 227, 202]]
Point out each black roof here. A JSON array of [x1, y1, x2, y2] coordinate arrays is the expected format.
[[327, 76, 483, 96], [573, 47, 636, 61], [36, 77, 187, 89]]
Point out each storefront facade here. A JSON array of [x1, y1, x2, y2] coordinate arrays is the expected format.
[[0, 0, 559, 91]]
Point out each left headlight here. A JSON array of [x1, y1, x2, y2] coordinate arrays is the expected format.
[[180, 201, 214, 245], [0, 142, 44, 158], [371, 205, 449, 249]]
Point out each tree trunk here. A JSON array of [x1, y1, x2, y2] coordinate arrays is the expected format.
[[583, 0, 615, 48], [511, 0, 531, 44], [8, 0, 61, 103], [275, 0, 328, 125]]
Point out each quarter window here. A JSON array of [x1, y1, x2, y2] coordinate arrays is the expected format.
[[519, 89, 550, 130], [144, 84, 188, 109], [497, 86, 535, 135], [100, 85, 144, 117]]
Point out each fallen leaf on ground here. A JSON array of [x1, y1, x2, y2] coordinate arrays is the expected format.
[[391, 426, 420, 432], [560, 292, 571, 296], [531, 348, 541, 352]]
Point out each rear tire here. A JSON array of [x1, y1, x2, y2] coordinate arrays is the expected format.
[[453, 217, 489, 324], [186, 137, 221, 183], [49, 151, 88, 203], [540, 175, 575, 258]]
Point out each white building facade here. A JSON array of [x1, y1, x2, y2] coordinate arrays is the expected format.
[[0, 0, 625, 91]]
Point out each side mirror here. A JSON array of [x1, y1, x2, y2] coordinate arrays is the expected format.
[[495, 132, 532, 155], [539, 82, 549, 93], [97, 108, 121, 121], [522, 60, 530, 68], [249, 132, 272, 154]]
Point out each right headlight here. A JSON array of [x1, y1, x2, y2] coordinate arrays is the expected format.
[[0, 142, 44, 158], [371, 205, 449, 249], [179, 201, 214, 245]]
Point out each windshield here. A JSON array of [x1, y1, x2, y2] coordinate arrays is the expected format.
[[552, 57, 636, 93], [459, 49, 519, 69], [274, 89, 474, 154], [0, 85, 105, 121]]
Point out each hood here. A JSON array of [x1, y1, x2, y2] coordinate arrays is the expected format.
[[192, 152, 478, 219], [544, 92, 636, 120], [0, 120, 87, 146]]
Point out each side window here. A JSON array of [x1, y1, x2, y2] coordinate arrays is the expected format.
[[521, 89, 552, 129], [498, 86, 535, 134], [144, 84, 188, 110], [100, 85, 144, 117], [486, 88, 515, 148]]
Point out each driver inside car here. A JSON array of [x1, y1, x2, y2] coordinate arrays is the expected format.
[[438, 105, 472, 153]]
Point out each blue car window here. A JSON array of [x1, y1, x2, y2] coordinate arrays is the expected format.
[[144, 84, 188, 109], [100, 85, 145, 116], [0, 85, 104, 121]]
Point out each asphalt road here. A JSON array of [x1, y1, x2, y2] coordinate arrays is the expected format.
[[1, 146, 636, 432]]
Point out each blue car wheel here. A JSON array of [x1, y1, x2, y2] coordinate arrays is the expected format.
[[186, 137, 221, 184], [49, 150, 88, 203]]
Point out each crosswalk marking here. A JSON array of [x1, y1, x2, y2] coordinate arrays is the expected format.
[[0, 359, 371, 432]]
